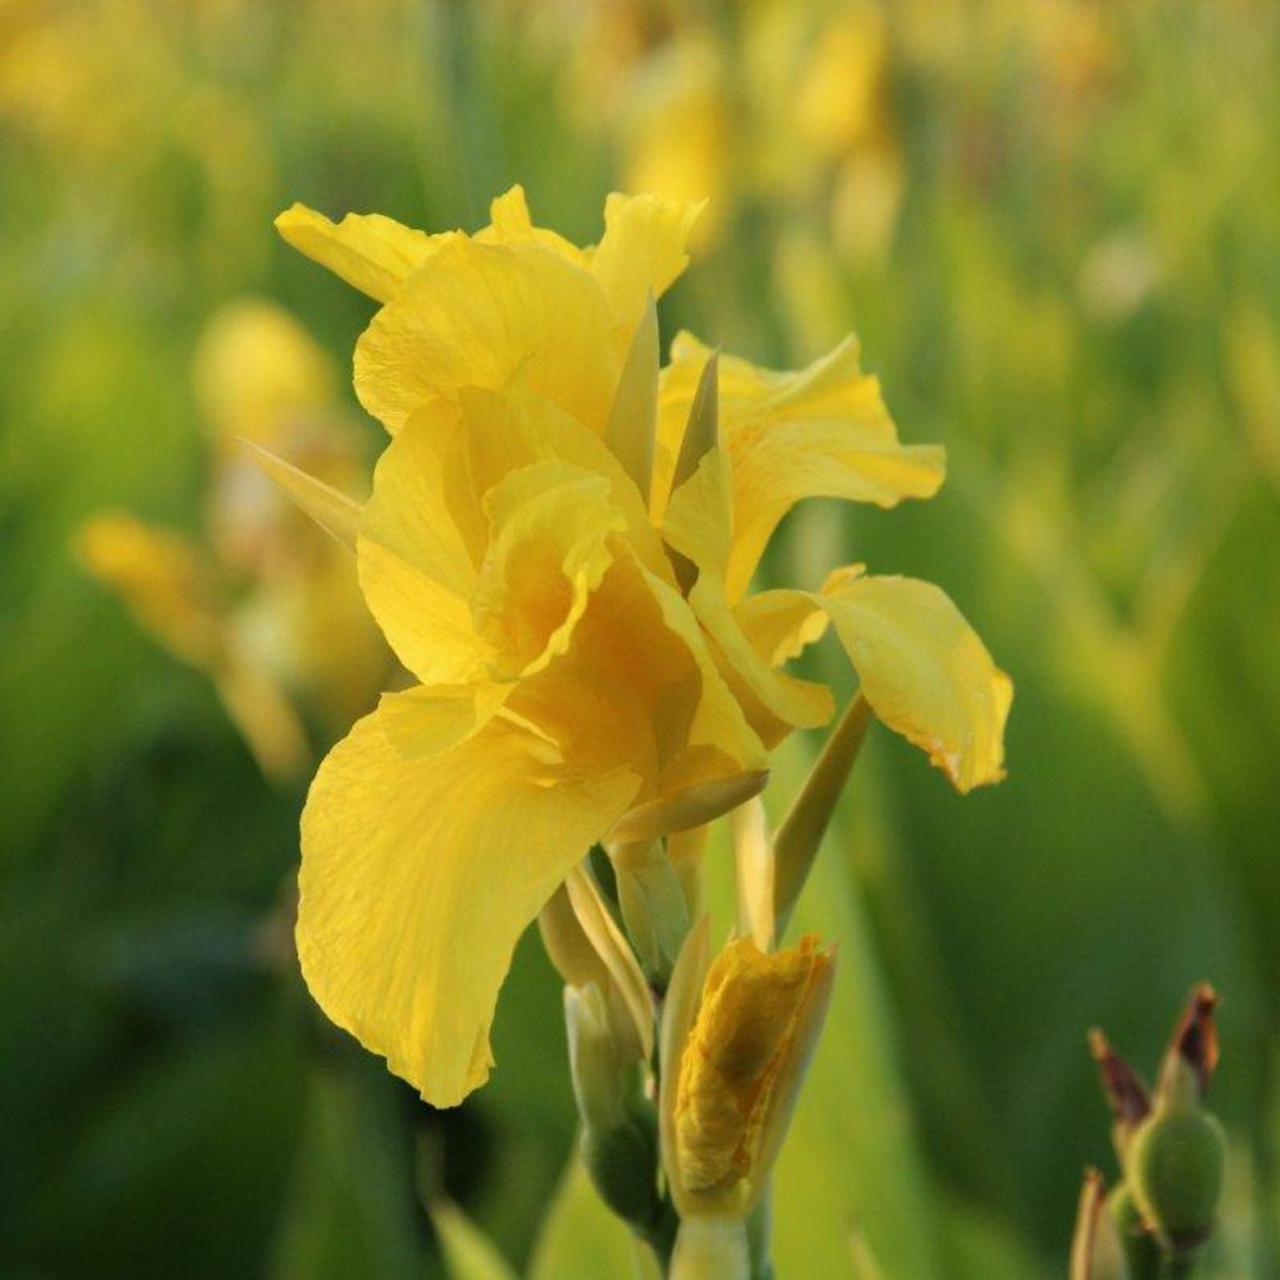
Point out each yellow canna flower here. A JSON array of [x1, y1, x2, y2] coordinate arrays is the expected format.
[[659, 921, 836, 1221], [278, 187, 766, 1107], [271, 185, 1009, 1110]]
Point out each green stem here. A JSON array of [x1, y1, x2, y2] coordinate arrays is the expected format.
[[1161, 1254, 1196, 1279], [746, 1188, 774, 1280]]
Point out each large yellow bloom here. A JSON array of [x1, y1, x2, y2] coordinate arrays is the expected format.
[[274, 186, 1009, 1107]]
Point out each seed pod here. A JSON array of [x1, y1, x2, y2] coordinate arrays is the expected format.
[[1126, 1067, 1226, 1254]]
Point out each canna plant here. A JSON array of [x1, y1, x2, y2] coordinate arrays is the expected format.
[[260, 186, 1011, 1276]]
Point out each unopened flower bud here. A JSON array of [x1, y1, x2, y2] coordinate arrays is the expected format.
[[1126, 1072, 1226, 1254], [564, 982, 662, 1231], [1126, 986, 1226, 1255], [659, 925, 835, 1221]]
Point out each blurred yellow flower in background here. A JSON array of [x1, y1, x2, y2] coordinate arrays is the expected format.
[[77, 300, 388, 780]]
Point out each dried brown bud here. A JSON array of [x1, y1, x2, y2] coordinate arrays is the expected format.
[[1165, 983, 1219, 1098], [1089, 1028, 1152, 1131]]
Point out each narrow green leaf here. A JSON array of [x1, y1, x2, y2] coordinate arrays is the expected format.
[[529, 1153, 660, 1280], [773, 692, 873, 940], [431, 1200, 517, 1280]]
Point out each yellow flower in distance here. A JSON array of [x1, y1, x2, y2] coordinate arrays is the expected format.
[[77, 301, 387, 780], [660, 922, 835, 1220], [272, 185, 1009, 1109]]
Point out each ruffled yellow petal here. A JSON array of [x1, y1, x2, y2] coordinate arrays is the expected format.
[[357, 382, 671, 685], [656, 333, 947, 601], [274, 203, 447, 304], [356, 407, 488, 686], [478, 184, 590, 268], [536, 543, 768, 839], [354, 238, 621, 435], [818, 569, 1012, 792], [473, 460, 623, 679], [449, 383, 669, 581], [733, 589, 830, 667], [590, 192, 706, 326], [297, 689, 641, 1107]]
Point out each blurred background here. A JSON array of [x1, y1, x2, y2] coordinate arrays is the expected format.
[[2, 1, 1278, 1276]]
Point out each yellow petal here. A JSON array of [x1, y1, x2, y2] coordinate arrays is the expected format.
[[664, 449, 834, 747], [298, 693, 640, 1107], [733, 589, 830, 667], [357, 382, 671, 684], [354, 238, 621, 435], [473, 460, 624, 678], [374, 682, 510, 758], [452, 383, 668, 579], [590, 192, 706, 325], [819, 570, 1012, 792], [656, 333, 947, 601], [478, 184, 590, 268], [532, 541, 767, 839], [356, 406, 488, 685], [274, 203, 445, 304]]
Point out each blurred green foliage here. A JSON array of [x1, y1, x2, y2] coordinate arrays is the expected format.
[[2, 1, 1279, 1276]]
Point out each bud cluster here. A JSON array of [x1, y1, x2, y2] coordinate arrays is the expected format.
[[1071, 985, 1226, 1280]]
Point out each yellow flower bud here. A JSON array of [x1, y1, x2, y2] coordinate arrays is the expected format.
[[660, 927, 835, 1220]]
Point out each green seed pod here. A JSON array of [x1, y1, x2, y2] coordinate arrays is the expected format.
[[1127, 1103, 1226, 1253], [1106, 1182, 1162, 1280]]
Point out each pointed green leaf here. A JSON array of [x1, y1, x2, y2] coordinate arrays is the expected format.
[[431, 1200, 517, 1280], [529, 1153, 660, 1280], [773, 692, 873, 940]]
